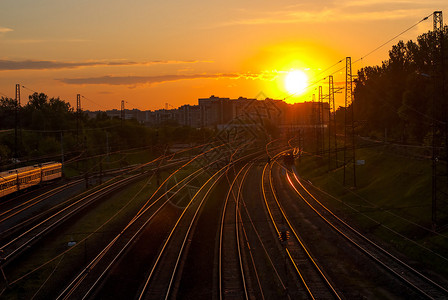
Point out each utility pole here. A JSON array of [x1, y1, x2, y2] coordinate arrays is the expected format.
[[312, 94, 319, 154], [76, 94, 81, 145], [343, 57, 356, 188], [328, 76, 334, 170], [432, 11, 443, 229], [319, 86, 325, 156], [121, 100, 125, 127], [14, 84, 21, 161], [60, 132, 64, 178], [106, 132, 109, 160]]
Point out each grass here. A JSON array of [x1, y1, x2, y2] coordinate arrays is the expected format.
[[295, 143, 448, 278]]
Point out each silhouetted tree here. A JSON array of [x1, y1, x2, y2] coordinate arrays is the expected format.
[[0, 97, 18, 129], [353, 26, 448, 144]]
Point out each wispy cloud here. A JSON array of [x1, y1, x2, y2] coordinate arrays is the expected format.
[[220, 3, 428, 27], [0, 27, 13, 33], [1, 38, 89, 44], [344, 0, 430, 6], [0, 59, 210, 71], [58, 72, 278, 86]]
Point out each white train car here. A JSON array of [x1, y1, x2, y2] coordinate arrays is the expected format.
[[0, 162, 62, 199]]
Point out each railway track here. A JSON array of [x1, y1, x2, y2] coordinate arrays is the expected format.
[[262, 153, 341, 300], [219, 163, 251, 300], [286, 169, 448, 299], [57, 144, 239, 299], [0, 170, 150, 267], [237, 164, 292, 299], [0, 156, 191, 296], [139, 151, 263, 299], [8, 140, 441, 298], [0, 179, 84, 241], [138, 165, 228, 299], [57, 166, 206, 299], [0, 179, 82, 226], [0, 138, 280, 299], [0, 159, 176, 243], [0, 156, 189, 265]]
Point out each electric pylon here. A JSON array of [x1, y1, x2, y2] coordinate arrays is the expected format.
[[121, 100, 125, 127], [318, 85, 325, 155], [76, 94, 81, 145], [14, 84, 21, 160], [311, 93, 319, 154], [343, 57, 356, 187], [431, 11, 444, 229], [328, 76, 336, 170]]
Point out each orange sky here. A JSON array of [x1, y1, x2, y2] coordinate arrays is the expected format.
[[0, 1, 446, 111]]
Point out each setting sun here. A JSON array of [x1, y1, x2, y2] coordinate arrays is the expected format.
[[285, 70, 308, 95]]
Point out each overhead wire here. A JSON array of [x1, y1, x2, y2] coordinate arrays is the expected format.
[[353, 13, 433, 65], [81, 95, 106, 110], [281, 13, 433, 101], [21, 85, 38, 94]]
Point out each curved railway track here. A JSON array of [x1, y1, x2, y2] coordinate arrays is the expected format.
[[0, 156, 189, 296], [59, 144, 249, 299], [5, 140, 443, 299], [286, 168, 448, 299], [262, 153, 341, 299], [57, 166, 206, 299], [137, 165, 228, 300]]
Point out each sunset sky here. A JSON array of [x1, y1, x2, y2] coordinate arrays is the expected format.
[[0, 1, 446, 111]]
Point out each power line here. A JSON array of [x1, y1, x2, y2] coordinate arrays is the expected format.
[[283, 59, 344, 100], [282, 13, 433, 101], [354, 13, 433, 65], [81, 95, 106, 110], [21, 85, 38, 94]]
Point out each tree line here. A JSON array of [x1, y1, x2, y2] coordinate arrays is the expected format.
[[351, 26, 448, 145], [0, 93, 212, 169]]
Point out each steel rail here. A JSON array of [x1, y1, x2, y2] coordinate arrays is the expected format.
[[81, 168, 206, 300], [239, 165, 287, 299], [0, 173, 144, 263], [263, 152, 341, 299], [138, 165, 228, 300], [288, 170, 448, 299], [218, 164, 249, 300], [235, 164, 250, 300], [139, 148, 262, 299], [0, 179, 82, 224], [58, 143, 233, 299], [56, 166, 206, 300]]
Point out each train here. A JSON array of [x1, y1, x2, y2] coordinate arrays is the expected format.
[[0, 162, 62, 198]]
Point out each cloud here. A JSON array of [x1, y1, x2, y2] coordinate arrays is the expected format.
[[219, 3, 429, 27], [344, 0, 430, 6], [0, 59, 210, 71], [57, 72, 278, 86], [1, 38, 89, 45], [0, 27, 13, 33]]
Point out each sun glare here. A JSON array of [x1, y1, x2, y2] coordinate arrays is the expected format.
[[285, 70, 308, 95]]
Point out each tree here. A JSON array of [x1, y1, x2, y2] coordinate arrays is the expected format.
[[0, 97, 18, 129], [353, 25, 448, 144]]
